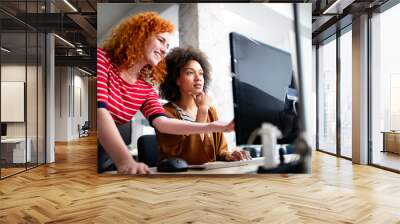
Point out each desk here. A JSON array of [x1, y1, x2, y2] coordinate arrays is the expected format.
[[381, 131, 400, 154], [0, 138, 31, 163], [106, 161, 262, 175], [151, 159, 265, 174], [106, 155, 299, 175]]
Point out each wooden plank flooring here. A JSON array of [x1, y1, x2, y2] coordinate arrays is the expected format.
[[373, 151, 400, 171], [1, 134, 400, 223]]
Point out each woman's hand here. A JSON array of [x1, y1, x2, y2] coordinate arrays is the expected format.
[[117, 158, 151, 174], [229, 149, 252, 161], [209, 119, 235, 133], [192, 92, 212, 112], [98, 108, 150, 174]]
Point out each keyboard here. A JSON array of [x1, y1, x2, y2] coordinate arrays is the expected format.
[[189, 157, 264, 170]]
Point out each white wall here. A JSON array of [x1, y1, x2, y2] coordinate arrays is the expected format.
[[1, 64, 46, 163], [1, 65, 26, 140], [72, 73, 89, 138], [1, 65, 29, 138], [54, 67, 89, 141], [1, 65, 26, 81], [55, 67, 69, 141]]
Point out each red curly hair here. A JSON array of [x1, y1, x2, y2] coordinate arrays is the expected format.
[[102, 11, 174, 84]]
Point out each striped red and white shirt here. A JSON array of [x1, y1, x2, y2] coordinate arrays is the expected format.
[[97, 48, 165, 125]]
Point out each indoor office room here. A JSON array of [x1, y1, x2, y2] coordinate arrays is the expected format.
[[1, 1, 400, 223], [0, 0, 97, 180], [0, 4, 47, 178]]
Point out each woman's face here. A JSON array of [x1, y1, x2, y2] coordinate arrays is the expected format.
[[176, 60, 204, 96], [144, 32, 171, 66]]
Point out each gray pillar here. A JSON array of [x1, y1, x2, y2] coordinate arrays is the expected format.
[[46, 33, 55, 163], [352, 14, 369, 164], [46, 1, 55, 163], [179, 4, 199, 48]]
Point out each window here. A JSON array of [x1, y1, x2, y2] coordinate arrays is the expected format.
[[370, 2, 400, 171], [339, 28, 352, 158], [317, 36, 337, 155], [0, 1, 47, 179]]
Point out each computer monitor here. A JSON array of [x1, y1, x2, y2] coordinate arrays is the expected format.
[[230, 32, 299, 146], [1, 123, 7, 138]]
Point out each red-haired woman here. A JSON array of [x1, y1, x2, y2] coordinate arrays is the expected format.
[[97, 12, 233, 174]]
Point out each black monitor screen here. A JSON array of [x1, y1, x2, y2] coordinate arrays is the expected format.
[[1, 123, 7, 137], [230, 32, 299, 145]]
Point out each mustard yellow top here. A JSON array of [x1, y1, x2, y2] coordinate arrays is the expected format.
[[155, 102, 232, 165]]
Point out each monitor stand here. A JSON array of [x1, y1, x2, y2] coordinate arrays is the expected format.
[[257, 134, 311, 174], [257, 161, 305, 173]]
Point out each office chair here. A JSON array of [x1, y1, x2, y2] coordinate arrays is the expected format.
[[97, 121, 132, 173], [79, 121, 90, 138], [137, 134, 160, 167]]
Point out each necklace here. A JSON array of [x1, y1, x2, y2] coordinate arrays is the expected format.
[[171, 103, 196, 122]]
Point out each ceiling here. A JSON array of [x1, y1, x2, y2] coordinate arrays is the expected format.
[[0, 0, 97, 73], [0, 0, 396, 74], [311, 0, 391, 44]]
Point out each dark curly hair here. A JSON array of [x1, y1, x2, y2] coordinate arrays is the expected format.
[[102, 11, 174, 84], [160, 46, 211, 102]]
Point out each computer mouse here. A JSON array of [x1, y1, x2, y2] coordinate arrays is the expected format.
[[157, 157, 188, 172]]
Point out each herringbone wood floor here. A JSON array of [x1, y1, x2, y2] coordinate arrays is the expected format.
[[1, 134, 400, 223]]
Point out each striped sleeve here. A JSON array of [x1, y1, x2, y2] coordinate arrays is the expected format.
[[140, 86, 166, 126], [97, 48, 109, 109]]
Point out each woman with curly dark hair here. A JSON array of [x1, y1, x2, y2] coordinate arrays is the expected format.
[[157, 46, 251, 164], [97, 12, 234, 174]]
